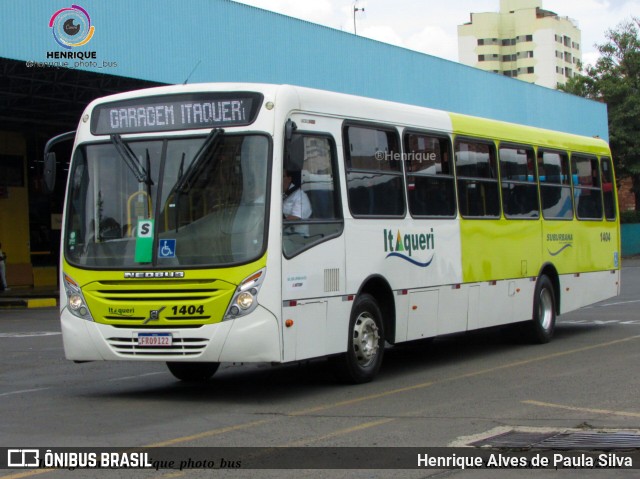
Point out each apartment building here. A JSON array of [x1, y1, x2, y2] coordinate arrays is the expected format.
[[458, 0, 582, 88]]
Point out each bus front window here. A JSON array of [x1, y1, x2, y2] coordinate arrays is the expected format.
[[64, 134, 270, 268]]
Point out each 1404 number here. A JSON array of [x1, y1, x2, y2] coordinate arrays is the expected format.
[[171, 305, 205, 315]]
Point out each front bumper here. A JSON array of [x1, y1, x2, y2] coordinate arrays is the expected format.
[[60, 304, 281, 363]]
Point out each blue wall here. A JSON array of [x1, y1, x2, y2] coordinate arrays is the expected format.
[[3, 0, 608, 139], [622, 224, 640, 257]]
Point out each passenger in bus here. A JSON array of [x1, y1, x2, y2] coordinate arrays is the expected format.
[[283, 169, 312, 220]]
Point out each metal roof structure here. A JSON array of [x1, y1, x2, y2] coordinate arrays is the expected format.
[[1, 0, 608, 139], [0, 58, 161, 132]]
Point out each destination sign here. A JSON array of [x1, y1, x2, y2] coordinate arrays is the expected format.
[[91, 92, 263, 134]]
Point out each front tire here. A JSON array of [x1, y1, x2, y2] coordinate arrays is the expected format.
[[525, 275, 556, 343], [166, 362, 220, 381], [330, 294, 385, 384]]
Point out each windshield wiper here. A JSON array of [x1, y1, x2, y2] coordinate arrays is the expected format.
[[110, 134, 153, 186], [172, 129, 224, 232], [174, 128, 224, 193]]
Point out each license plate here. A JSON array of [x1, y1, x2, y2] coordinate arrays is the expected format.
[[137, 333, 173, 347]]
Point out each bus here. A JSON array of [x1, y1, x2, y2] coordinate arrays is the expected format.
[[45, 83, 620, 384]]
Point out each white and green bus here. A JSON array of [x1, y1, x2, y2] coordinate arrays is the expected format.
[[46, 83, 620, 383]]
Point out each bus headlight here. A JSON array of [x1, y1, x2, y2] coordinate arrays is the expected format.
[[224, 268, 265, 320], [68, 294, 83, 310], [236, 292, 254, 310], [63, 273, 94, 321]]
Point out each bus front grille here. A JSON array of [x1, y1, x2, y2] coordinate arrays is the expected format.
[[106, 337, 209, 357], [83, 279, 235, 326], [95, 288, 219, 302]]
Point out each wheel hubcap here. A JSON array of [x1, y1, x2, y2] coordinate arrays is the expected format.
[[352, 312, 380, 367], [539, 288, 553, 331]]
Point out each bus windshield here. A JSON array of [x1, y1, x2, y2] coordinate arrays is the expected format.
[[64, 133, 270, 268]]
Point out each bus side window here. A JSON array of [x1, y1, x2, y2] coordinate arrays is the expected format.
[[404, 132, 456, 217], [538, 150, 573, 220], [572, 154, 603, 220], [301, 137, 336, 220], [343, 124, 404, 217], [283, 133, 343, 258], [601, 156, 616, 221], [499, 144, 539, 219], [454, 138, 500, 218]]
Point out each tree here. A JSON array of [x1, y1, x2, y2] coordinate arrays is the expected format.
[[560, 17, 640, 211]]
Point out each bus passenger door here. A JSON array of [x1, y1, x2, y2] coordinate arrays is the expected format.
[[281, 130, 345, 362]]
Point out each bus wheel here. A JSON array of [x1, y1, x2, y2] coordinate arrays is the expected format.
[[166, 362, 220, 381], [526, 275, 556, 344], [331, 294, 385, 384]]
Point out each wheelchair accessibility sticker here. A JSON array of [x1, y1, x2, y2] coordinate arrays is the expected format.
[[159, 239, 176, 258]]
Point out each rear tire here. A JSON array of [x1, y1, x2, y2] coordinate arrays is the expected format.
[[166, 362, 220, 381], [525, 275, 556, 343], [330, 294, 385, 384]]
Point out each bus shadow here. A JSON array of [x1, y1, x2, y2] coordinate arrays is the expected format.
[[376, 321, 604, 378], [88, 358, 340, 404], [91, 322, 605, 404]]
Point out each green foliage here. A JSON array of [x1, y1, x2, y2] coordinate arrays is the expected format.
[[560, 18, 640, 211], [620, 210, 640, 224]]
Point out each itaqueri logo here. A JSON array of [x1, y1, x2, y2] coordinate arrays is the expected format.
[[383, 228, 435, 267], [49, 5, 95, 49]]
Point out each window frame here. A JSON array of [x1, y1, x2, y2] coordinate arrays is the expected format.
[[571, 153, 603, 221], [537, 148, 574, 221], [342, 121, 405, 219], [403, 129, 456, 219], [498, 142, 540, 220], [282, 130, 344, 259], [600, 156, 617, 222], [454, 136, 501, 219]]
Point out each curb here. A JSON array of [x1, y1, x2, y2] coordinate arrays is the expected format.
[[0, 298, 58, 309], [27, 298, 58, 308]]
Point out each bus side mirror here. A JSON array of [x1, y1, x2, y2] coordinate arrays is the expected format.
[[43, 130, 76, 194], [44, 152, 57, 194], [285, 119, 297, 142]]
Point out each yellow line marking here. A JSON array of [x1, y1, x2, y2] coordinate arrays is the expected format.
[[0, 470, 54, 479], [291, 335, 640, 418], [523, 400, 640, 418], [442, 334, 640, 384], [144, 418, 273, 447], [284, 418, 395, 447], [289, 381, 435, 416], [234, 418, 396, 464], [27, 299, 57, 309], [160, 472, 187, 478]]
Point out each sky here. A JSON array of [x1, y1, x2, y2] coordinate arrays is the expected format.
[[231, 0, 639, 68]]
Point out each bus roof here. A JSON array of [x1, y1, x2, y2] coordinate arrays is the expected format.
[[85, 82, 611, 155], [449, 112, 610, 156]]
